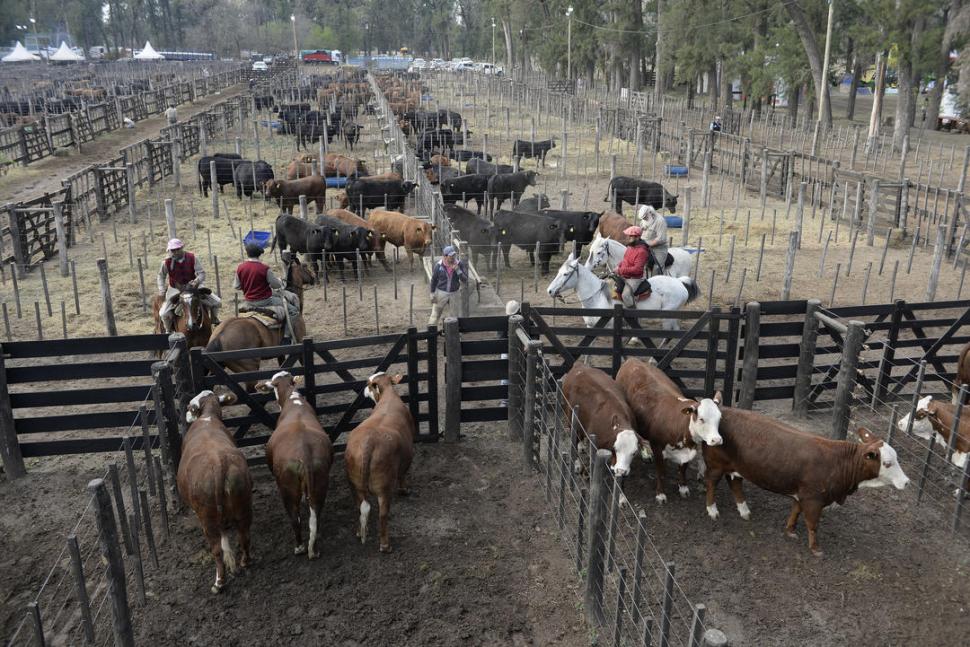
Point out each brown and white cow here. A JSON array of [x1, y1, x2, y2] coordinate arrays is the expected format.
[[616, 358, 722, 503], [257, 372, 334, 559], [345, 372, 416, 552], [177, 390, 253, 593], [562, 364, 644, 477], [703, 408, 910, 556], [912, 396, 970, 494], [367, 209, 436, 267]]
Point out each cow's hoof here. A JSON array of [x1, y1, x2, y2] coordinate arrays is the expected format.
[[811, 548, 824, 558], [211, 581, 224, 595], [655, 493, 667, 504], [678, 485, 690, 498], [293, 545, 306, 555], [737, 502, 751, 520], [619, 493, 629, 507], [308, 550, 319, 560], [785, 530, 798, 539], [706, 504, 719, 520], [379, 544, 392, 553]]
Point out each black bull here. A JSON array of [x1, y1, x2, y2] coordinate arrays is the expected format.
[[606, 176, 678, 213]]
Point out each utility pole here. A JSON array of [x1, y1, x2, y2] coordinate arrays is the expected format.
[[491, 18, 496, 67], [812, 0, 835, 154], [566, 5, 574, 81], [653, 0, 663, 104], [291, 14, 298, 62]]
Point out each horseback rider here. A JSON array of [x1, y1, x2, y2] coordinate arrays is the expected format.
[[638, 205, 669, 276], [615, 226, 650, 308], [234, 243, 302, 322], [157, 238, 221, 334]]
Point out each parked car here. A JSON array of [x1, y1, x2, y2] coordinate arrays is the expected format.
[[252, 61, 268, 72], [482, 63, 503, 76], [408, 57, 427, 73]]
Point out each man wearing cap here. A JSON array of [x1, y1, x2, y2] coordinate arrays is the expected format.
[[164, 104, 177, 125], [638, 205, 669, 275], [429, 245, 468, 326], [234, 243, 301, 321], [156, 238, 221, 333], [615, 226, 650, 308]]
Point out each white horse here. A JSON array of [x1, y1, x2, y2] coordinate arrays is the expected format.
[[585, 235, 695, 278], [547, 253, 701, 331]]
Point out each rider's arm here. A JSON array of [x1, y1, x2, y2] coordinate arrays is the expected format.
[[156, 261, 168, 294], [232, 270, 242, 290], [193, 256, 206, 286], [266, 268, 284, 290]]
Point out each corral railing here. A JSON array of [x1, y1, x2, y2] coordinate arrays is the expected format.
[[506, 316, 730, 646]]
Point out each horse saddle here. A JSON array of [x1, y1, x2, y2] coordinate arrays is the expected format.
[[611, 278, 653, 302], [238, 308, 283, 329], [647, 253, 674, 269]]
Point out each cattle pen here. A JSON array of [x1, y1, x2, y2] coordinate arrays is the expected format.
[[1, 62, 970, 647]]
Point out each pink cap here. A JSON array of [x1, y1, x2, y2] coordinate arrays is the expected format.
[[623, 226, 643, 237], [166, 238, 184, 251]]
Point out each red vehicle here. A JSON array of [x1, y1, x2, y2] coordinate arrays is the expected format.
[[301, 49, 335, 64]]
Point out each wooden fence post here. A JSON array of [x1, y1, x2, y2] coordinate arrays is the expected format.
[[523, 339, 542, 471], [97, 259, 117, 336], [152, 361, 182, 479], [781, 231, 798, 300], [444, 317, 461, 442], [738, 302, 760, 409], [793, 299, 821, 417], [507, 314, 525, 440], [682, 186, 692, 246], [0, 345, 26, 478], [927, 225, 946, 301], [164, 199, 177, 239], [87, 478, 135, 647], [867, 180, 880, 246], [585, 449, 612, 626], [125, 164, 137, 225], [53, 202, 69, 278], [831, 320, 865, 440]]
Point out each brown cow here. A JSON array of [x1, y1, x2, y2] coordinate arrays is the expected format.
[[323, 153, 369, 177], [286, 160, 317, 180], [367, 209, 436, 266], [913, 396, 970, 492], [616, 358, 723, 503], [429, 154, 450, 167], [177, 390, 253, 593], [365, 172, 403, 182], [345, 372, 417, 552], [264, 177, 326, 214], [257, 372, 334, 559], [596, 211, 632, 242], [702, 409, 909, 556], [561, 364, 644, 477]]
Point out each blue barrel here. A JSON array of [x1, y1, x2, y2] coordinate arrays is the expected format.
[[326, 176, 349, 188], [664, 215, 683, 228], [665, 165, 689, 177]]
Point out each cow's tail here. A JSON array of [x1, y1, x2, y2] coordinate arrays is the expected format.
[[218, 460, 248, 574], [357, 438, 374, 544], [679, 276, 700, 303], [603, 178, 614, 203]]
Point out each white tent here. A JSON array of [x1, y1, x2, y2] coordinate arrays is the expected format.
[[2, 41, 40, 63], [133, 41, 164, 60], [49, 41, 84, 62]]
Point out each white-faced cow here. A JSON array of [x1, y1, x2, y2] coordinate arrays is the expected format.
[[703, 409, 909, 556], [615, 358, 722, 503], [177, 390, 253, 593], [257, 371, 334, 559], [912, 396, 970, 495]]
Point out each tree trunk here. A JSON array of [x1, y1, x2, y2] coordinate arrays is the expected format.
[[654, 0, 664, 103], [924, 3, 959, 130], [687, 75, 695, 109], [846, 55, 863, 120], [788, 82, 801, 124], [893, 18, 925, 151], [784, 0, 832, 127], [867, 51, 887, 149]]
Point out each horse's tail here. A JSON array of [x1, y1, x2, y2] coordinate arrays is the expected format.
[[205, 331, 224, 353], [603, 177, 614, 203], [679, 276, 700, 303]]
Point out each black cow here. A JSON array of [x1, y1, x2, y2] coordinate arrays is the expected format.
[[198, 155, 245, 197], [605, 176, 679, 213], [440, 174, 490, 214], [438, 109, 462, 133], [515, 194, 551, 213], [487, 170, 538, 213], [427, 165, 460, 185], [270, 214, 334, 275], [444, 204, 506, 271], [493, 210, 564, 275], [452, 150, 493, 162], [254, 95, 275, 110], [233, 161, 275, 198], [345, 177, 417, 214], [419, 128, 455, 153], [297, 123, 329, 150], [314, 215, 371, 279], [538, 209, 602, 256], [342, 120, 363, 150], [512, 139, 556, 167], [466, 158, 513, 175]]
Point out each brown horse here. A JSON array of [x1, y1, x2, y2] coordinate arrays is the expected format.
[[152, 286, 213, 352], [205, 315, 307, 390], [281, 251, 316, 313]]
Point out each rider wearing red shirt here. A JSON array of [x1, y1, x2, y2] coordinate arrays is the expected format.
[[616, 226, 649, 307]]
